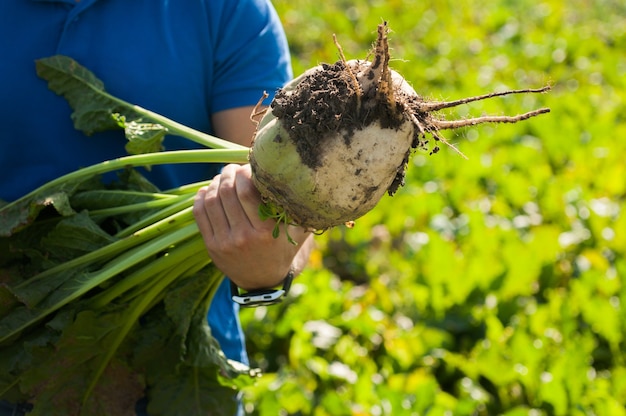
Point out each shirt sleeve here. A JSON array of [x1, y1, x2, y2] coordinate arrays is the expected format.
[[208, 0, 293, 113]]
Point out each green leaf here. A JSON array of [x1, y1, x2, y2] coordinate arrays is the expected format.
[[19, 308, 144, 416], [35, 55, 244, 151], [163, 270, 218, 342], [70, 190, 169, 212], [146, 311, 256, 416], [0, 315, 62, 403], [258, 202, 276, 221], [5, 212, 117, 309], [35, 56, 138, 136], [134, 269, 259, 415], [0, 223, 199, 344], [146, 362, 239, 416], [41, 211, 119, 262], [163, 268, 261, 387], [0, 188, 79, 237], [114, 115, 167, 156], [116, 169, 161, 193]]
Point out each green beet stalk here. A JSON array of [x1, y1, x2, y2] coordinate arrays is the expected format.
[[0, 222, 200, 344], [10, 205, 196, 294], [82, 237, 213, 404], [88, 234, 209, 309], [85, 192, 190, 219], [127, 102, 249, 151], [3, 149, 248, 210]]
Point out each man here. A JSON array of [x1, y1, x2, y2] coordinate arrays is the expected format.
[[0, 0, 312, 413]]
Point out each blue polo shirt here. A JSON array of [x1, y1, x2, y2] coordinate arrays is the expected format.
[[0, 0, 291, 364]]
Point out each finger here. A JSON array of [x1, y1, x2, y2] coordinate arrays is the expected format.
[[193, 186, 214, 237], [217, 165, 254, 230], [201, 175, 233, 237], [234, 165, 271, 230], [234, 167, 309, 243]]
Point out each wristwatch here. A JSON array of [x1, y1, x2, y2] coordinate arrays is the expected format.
[[230, 269, 294, 307]]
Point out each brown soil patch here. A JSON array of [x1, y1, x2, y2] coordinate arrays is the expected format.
[[270, 59, 409, 171]]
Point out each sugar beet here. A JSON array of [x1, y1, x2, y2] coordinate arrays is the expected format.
[[249, 22, 550, 231]]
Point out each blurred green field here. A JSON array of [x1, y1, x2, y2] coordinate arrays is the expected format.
[[240, 1, 626, 415]]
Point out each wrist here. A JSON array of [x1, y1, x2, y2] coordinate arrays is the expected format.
[[229, 268, 295, 307]]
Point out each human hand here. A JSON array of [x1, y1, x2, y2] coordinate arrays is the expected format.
[[193, 164, 312, 291]]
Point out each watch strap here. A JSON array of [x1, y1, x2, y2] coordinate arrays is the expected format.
[[230, 269, 295, 307]]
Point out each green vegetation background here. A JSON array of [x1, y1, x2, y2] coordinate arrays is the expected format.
[[240, 1, 626, 415]]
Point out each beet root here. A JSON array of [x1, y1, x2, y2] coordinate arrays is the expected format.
[[249, 22, 550, 231]]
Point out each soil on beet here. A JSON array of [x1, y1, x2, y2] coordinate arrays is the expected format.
[[270, 60, 411, 172]]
